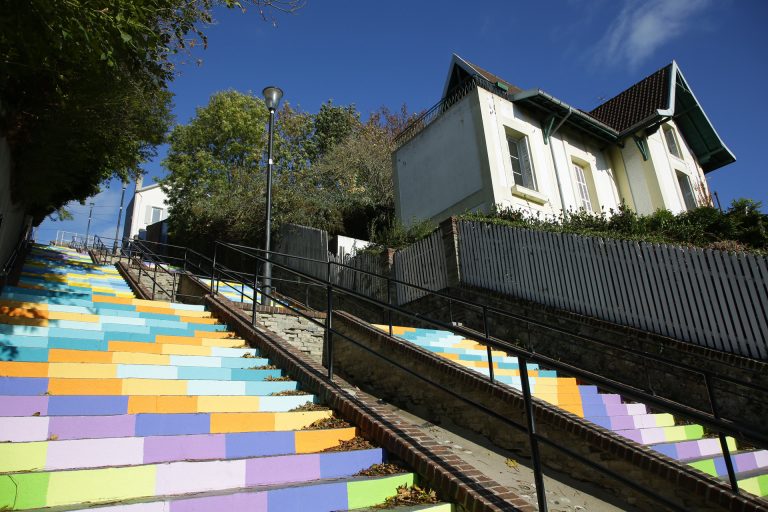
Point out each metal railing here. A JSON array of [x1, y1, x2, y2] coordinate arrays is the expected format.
[[0, 233, 30, 294], [63, 235, 766, 509], [394, 74, 515, 147], [210, 241, 768, 512]]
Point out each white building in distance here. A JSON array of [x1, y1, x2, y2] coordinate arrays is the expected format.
[[122, 177, 169, 240]]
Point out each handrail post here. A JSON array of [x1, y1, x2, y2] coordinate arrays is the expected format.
[[705, 374, 739, 493], [251, 270, 258, 327], [152, 263, 158, 300], [326, 261, 334, 380], [183, 249, 188, 272], [387, 277, 393, 337], [171, 272, 177, 303], [519, 355, 548, 512], [483, 306, 495, 382], [212, 243, 218, 294]]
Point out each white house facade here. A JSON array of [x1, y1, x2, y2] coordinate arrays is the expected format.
[[122, 177, 169, 240], [393, 55, 735, 225]]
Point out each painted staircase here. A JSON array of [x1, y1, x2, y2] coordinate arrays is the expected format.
[[0, 245, 451, 511], [375, 325, 768, 499]]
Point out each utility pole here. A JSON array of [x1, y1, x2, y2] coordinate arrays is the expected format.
[[114, 181, 128, 253], [84, 202, 95, 247]]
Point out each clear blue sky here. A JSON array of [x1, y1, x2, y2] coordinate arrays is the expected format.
[[37, 0, 768, 243]]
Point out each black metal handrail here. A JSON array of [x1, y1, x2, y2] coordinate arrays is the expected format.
[[213, 241, 756, 512], [0, 232, 30, 293], [83, 235, 762, 507], [223, 242, 768, 400]]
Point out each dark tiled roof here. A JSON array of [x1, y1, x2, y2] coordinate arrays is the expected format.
[[588, 65, 672, 133], [463, 59, 523, 95]]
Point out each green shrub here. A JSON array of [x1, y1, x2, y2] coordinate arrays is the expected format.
[[459, 200, 768, 254]]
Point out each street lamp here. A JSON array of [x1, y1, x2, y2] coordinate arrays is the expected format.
[[261, 86, 283, 306]]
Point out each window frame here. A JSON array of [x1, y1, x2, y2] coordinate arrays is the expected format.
[[663, 125, 683, 159], [572, 162, 594, 212], [506, 134, 537, 192], [150, 206, 163, 224], [676, 170, 697, 211]]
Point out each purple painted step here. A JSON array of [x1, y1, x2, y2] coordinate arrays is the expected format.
[[652, 438, 733, 461]]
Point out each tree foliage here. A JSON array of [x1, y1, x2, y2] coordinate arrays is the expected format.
[[161, 90, 416, 251], [0, 0, 302, 223]]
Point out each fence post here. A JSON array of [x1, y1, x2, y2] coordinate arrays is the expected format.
[[251, 270, 259, 328], [483, 306, 494, 382], [212, 244, 218, 293], [152, 264, 157, 300], [326, 261, 334, 380], [440, 216, 461, 288], [387, 277, 393, 337], [519, 355, 548, 512]]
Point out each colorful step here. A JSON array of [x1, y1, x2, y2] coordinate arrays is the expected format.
[[376, 324, 768, 498], [0, 245, 449, 510]]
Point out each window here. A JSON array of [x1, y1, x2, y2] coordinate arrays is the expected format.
[[676, 171, 697, 210], [150, 207, 163, 224], [664, 125, 682, 159], [572, 163, 594, 211], [507, 135, 537, 191]]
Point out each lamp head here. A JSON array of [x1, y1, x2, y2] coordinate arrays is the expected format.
[[262, 86, 283, 111]]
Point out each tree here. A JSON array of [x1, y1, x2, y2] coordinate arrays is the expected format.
[[161, 88, 418, 249], [161, 91, 269, 246], [0, 0, 303, 223]]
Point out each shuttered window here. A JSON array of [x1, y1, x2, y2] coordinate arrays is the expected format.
[[573, 164, 593, 212], [507, 136, 537, 191], [664, 125, 682, 158], [677, 171, 697, 210]]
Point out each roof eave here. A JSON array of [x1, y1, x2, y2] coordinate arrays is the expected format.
[[512, 89, 619, 143]]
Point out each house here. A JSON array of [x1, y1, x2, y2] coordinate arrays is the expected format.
[[122, 177, 169, 240], [393, 54, 735, 225]]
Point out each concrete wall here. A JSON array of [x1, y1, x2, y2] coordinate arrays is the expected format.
[[394, 90, 490, 226], [0, 137, 30, 269]]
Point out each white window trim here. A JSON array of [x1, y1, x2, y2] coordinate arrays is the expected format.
[[511, 184, 548, 205], [572, 163, 594, 212], [663, 125, 684, 161], [675, 169, 697, 211], [505, 130, 538, 192]]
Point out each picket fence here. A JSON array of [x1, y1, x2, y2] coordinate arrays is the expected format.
[[394, 231, 447, 305], [457, 221, 768, 360]]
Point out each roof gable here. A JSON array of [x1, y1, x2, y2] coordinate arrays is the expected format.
[[442, 54, 523, 98], [588, 64, 672, 133]]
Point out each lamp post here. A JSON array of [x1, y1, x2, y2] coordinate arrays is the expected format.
[[84, 202, 95, 248], [261, 86, 283, 306], [113, 181, 128, 254]]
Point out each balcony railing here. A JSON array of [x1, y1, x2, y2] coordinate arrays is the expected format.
[[394, 74, 515, 148]]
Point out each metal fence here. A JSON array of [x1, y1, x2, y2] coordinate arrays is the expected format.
[[458, 220, 768, 360]]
